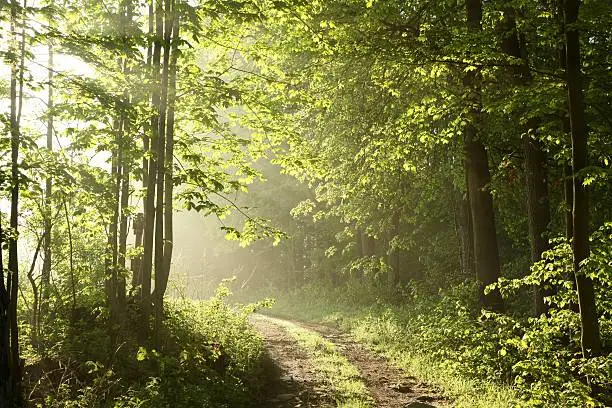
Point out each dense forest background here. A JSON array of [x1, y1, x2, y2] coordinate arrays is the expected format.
[[0, 0, 610, 407]]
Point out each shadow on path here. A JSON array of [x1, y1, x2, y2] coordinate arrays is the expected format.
[[253, 317, 334, 408]]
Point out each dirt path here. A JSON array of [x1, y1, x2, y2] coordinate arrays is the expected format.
[[252, 314, 448, 408], [251, 316, 335, 407]]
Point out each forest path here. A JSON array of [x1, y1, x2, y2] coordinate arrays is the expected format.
[[251, 314, 448, 408], [251, 315, 335, 407]]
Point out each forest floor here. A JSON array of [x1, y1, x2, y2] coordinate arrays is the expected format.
[[251, 314, 448, 408]]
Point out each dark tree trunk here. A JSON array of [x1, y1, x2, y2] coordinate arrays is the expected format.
[[141, 0, 162, 340], [563, 0, 601, 358], [5, 0, 25, 402], [0, 214, 9, 400], [524, 136, 551, 315], [454, 185, 475, 277], [41, 36, 54, 328], [160, 8, 179, 299], [463, 0, 504, 312], [500, 7, 552, 315], [153, 0, 174, 343]]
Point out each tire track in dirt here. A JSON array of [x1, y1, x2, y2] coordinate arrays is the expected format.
[[253, 314, 449, 408], [252, 316, 335, 407], [298, 320, 448, 408]]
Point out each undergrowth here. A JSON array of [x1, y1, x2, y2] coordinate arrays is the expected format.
[[24, 283, 269, 408]]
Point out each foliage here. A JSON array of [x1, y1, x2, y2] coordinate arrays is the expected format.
[[30, 283, 269, 408]]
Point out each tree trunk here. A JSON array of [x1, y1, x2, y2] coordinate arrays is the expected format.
[[454, 185, 475, 277], [5, 0, 25, 402], [106, 114, 121, 319], [160, 7, 180, 298], [153, 0, 174, 343], [41, 34, 54, 329], [563, 0, 601, 358], [131, 213, 144, 289], [141, 0, 162, 340], [464, 0, 504, 312], [0, 213, 9, 401], [117, 125, 129, 316], [524, 136, 551, 315], [116, 1, 134, 321], [500, 7, 552, 315]]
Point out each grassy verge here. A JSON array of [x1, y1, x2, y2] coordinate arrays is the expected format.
[[250, 282, 518, 408], [258, 315, 375, 408]]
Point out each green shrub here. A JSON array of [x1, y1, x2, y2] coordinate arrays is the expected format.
[[31, 282, 270, 408]]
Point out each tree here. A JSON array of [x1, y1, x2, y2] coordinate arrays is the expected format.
[[563, 0, 601, 358]]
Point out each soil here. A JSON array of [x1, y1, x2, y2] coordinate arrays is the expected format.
[[252, 314, 449, 408], [251, 316, 335, 407]]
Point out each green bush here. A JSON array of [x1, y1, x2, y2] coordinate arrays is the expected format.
[[30, 282, 269, 408]]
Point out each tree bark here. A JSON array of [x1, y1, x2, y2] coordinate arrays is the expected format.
[[160, 7, 180, 298], [141, 0, 162, 340], [41, 34, 54, 327], [499, 7, 552, 315], [463, 0, 504, 312], [5, 0, 25, 402], [563, 0, 601, 358], [153, 0, 174, 342], [454, 185, 475, 277]]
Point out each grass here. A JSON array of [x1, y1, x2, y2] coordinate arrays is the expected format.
[[258, 315, 375, 408]]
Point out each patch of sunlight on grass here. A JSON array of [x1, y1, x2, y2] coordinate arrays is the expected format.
[[351, 319, 517, 408], [263, 316, 375, 408]]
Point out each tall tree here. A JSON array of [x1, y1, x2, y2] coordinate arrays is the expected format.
[[141, 0, 162, 339], [499, 7, 552, 315], [463, 0, 504, 312], [563, 0, 601, 358]]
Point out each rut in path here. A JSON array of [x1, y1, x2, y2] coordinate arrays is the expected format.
[[252, 316, 335, 408], [252, 314, 448, 408]]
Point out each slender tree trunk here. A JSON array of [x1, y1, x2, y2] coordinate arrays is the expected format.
[[556, 1, 579, 312], [26, 236, 43, 345], [106, 114, 121, 321], [464, 0, 504, 312], [0, 214, 10, 407], [160, 8, 179, 298], [63, 199, 76, 311], [141, 0, 162, 339], [563, 165, 574, 240], [116, 1, 134, 320], [142, 0, 153, 217], [6, 0, 25, 402], [563, 0, 601, 358], [131, 214, 144, 288], [117, 123, 129, 316], [153, 0, 173, 342], [41, 34, 54, 330]]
